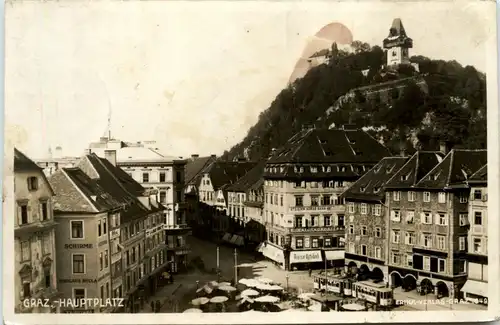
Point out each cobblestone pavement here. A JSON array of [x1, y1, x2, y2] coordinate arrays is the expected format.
[[141, 236, 488, 313]]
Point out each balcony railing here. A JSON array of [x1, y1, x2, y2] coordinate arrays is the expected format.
[[290, 205, 344, 213]]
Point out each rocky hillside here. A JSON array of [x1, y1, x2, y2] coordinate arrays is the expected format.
[[221, 43, 487, 161]]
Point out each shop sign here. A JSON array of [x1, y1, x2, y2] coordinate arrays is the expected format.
[[290, 250, 322, 263], [64, 244, 93, 249]]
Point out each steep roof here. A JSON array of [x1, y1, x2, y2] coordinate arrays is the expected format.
[[14, 148, 43, 172], [226, 161, 266, 193], [469, 164, 487, 183], [185, 156, 217, 186], [341, 156, 409, 202], [384, 151, 444, 189], [267, 128, 391, 164], [50, 153, 159, 221], [389, 18, 407, 38], [203, 161, 258, 191], [416, 149, 487, 189]]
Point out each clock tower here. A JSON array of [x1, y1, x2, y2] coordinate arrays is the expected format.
[[383, 18, 413, 67]]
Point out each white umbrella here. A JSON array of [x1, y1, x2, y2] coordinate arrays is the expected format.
[[241, 289, 260, 297], [297, 292, 315, 300], [255, 296, 280, 303], [237, 263, 255, 267], [307, 303, 323, 312], [196, 284, 213, 294], [183, 308, 203, 313], [268, 285, 284, 291], [218, 285, 237, 292], [209, 281, 219, 287], [256, 283, 274, 291], [238, 278, 250, 285], [244, 279, 261, 288], [342, 303, 366, 311], [191, 297, 210, 306], [257, 277, 273, 284], [218, 282, 231, 287], [210, 296, 229, 303]]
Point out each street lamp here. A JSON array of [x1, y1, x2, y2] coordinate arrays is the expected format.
[[285, 274, 289, 291], [216, 246, 221, 282], [234, 248, 238, 284]]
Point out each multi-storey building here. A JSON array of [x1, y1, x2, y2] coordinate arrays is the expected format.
[[225, 161, 267, 247], [49, 151, 168, 313], [87, 137, 191, 277], [461, 164, 488, 304], [384, 147, 487, 300], [261, 126, 391, 271], [184, 155, 217, 234], [341, 156, 409, 283], [198, 161, 257, 235], [14, 149, 60, 313]]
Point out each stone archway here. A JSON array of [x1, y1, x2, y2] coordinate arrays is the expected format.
[[402, 274, 417, 291], [436, 281, 450, 298], [371, 267, 384, 283], [419, 278, 434, 295], [389, 271, 402, 288], [357, 264, 370, 281], [347, 261, 358, 275]]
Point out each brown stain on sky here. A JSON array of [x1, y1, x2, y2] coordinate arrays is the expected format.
[[289, 22, 353, 83]]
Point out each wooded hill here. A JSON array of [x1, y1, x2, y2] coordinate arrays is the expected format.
[[221, 42, 487, 161]]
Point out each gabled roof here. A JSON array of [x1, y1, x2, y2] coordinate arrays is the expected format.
[[185, 156, 217, 186], [469, 164, 487, 184], [203, 161, 258, 191], [384, 151, 444, 189], [226, 161, 266, 193], [51, 153, 159, 220], [14, 148, 43, 172], [416, 149, 487, 189], [342, 157, 409, 202], [267, 128, 391, 164]]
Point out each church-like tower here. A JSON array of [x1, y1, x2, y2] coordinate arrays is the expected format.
[[383, 18, 413, 67]]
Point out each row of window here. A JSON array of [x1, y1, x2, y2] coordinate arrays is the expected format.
[[293, 195, 344, 207], [20, 234, 52, 262], [265, 165, 366, 175], [347, 243, 382, 259], [293, 214, 345, 228], [267, 233, 345, 249], [391, 191, 450, 203], [347, 203, 382, 215], [127, 170, 181, 184], [459, 236, 487, 254], [229, 192, 246, 203], [229, 205, 245, 218], [17, 200, 50, 226], [265, 180, 348, 189], [347, 225, 382, 238], [389, 231, 447, 250], [124, 251, 166, 293]]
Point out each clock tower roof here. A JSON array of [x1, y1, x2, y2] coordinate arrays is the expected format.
[[383, 18, 413, 49]]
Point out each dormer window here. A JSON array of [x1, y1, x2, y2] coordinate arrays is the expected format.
[[374, 187, 380, 193], [360, 187, 366, 193], [319, 139, 327, 144], [325, 151, 332, 156], [432, 171, 441, 181], [327, 166, 331, 172], [299, 167, 304, 173], [294, 167, 298, 173], [341, 166, 346, 172], [310, 167, 318, 173], [280, 166, 285, 173]]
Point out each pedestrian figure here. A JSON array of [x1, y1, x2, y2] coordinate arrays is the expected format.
[[150, 301, 155, 312], [155, 300, 161, 313], [309, 268, 312, 277]]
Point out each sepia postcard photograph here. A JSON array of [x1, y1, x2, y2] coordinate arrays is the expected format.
[[3, 0, 499, 324]]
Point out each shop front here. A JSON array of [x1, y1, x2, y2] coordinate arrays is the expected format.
[[289, 250, 323, 271], [461, 279, 488, 304], [325, 249, 345, 269], [258, 242, 285, 268]]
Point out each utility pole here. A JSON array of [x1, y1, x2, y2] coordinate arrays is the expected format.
[[217, 246, 220, 282], [234, 248, 238, 284], [324, 255, 328, 294]]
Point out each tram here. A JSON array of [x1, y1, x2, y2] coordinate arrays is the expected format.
[[313, 273, 354, 296], [351, 280, 394, 307]]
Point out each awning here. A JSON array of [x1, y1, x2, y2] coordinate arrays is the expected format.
[[260, 244, 285, 265], [461, 279, 488, 297], [290, 250, 322, 263], [325, 250, 345, 260], [222, 233, 232, 242]]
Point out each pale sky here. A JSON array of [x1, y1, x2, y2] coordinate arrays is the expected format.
[[5, 1, 495, 159]]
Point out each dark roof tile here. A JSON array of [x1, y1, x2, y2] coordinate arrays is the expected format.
[[226, 161, 266, 192], [14, 148, 43, 172], [384, 151, 443, 189]]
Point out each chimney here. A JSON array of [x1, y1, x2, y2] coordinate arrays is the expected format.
[[104, 150, 117, 166], [210, 154, 217, 158], [439, 141, 449, 155], [191, 154, 199, 159]]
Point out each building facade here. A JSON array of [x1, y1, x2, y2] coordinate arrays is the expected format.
[[14, 149, 60, 313], [261, 126, 391, 271], [384, 148, 487, 300], [461, 164, 488, 304], [87, 137, 191, 278], [342, 156, 409, 284]]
